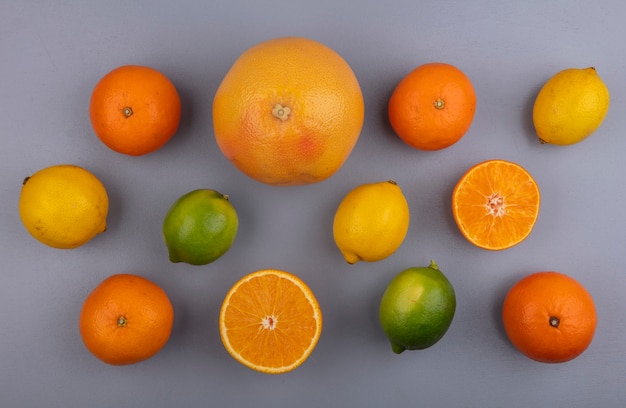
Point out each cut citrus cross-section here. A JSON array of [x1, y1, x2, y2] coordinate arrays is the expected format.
[[219, 269, 322, 374], [451, 159, 540, 250]]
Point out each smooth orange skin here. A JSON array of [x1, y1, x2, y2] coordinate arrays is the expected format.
[[89, 65, 181, 156], [79, 274, 174, 366], [213, 37, 364, 186], [502, 271, 597, 363], [388, 62, 476, 151]]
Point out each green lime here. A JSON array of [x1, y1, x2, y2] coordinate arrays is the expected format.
[[379, 260, 456, 353], [162, 189, 238, 266]]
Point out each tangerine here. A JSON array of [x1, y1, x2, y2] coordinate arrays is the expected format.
[[89, 65, 181, 156], [212, 37, 364, 186], [219, 269, 322, 374], [451, 159, 540, 250], [502, 271, 597, 363], [79, 273, 174, 365], [388, 62, 476, 151]]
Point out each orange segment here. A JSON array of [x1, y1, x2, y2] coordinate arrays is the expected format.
[[451, 159, 540, 250], [219, 269, 322, 374]]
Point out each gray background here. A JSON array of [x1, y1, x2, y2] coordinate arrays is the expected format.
[[2, 1, 625, 407]]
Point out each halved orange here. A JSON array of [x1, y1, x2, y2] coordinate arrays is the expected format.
[[219, 269, 322, 374], [451, 159, 540, 250]]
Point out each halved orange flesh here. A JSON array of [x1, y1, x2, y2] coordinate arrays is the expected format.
[[219, 269, 322, 374]]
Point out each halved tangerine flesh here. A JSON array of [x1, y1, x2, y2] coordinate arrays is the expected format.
[[452, 159, 540, 250]]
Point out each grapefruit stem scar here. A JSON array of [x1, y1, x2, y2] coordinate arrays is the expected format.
[[272, 103, 291, 121]]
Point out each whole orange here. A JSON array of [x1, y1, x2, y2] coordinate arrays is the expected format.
[[502, 271, 597, 363], [212, 37, 364, 186], [388, 62, 476, 151], [79, 273, 174, 365], [89, 65, 181, 156]]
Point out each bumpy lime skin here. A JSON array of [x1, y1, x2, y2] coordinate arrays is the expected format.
[[379, 261, 456, 354]]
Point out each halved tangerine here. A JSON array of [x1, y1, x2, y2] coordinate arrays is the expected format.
[[451, 159, 540, 250], [219, 269, 322, 374]]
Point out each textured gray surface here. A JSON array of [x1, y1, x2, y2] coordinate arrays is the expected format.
[[2, 1, 625, 407]]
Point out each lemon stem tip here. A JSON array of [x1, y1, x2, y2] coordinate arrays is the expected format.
[[342, 251, 361, 264]]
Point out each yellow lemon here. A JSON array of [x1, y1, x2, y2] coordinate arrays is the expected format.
[[333, 180, 410, 264], [19, 164, 109, 249], [533, 67, 610, 145]]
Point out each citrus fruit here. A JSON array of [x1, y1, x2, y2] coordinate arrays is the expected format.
[[79, 273, 174, 365], [502, 271, 597, 363], [219, 269, 322, 374], [162, 189, 238, 266], [89, 65, 181, 156], [533, 67, 610, 145], [388, 62, 476, 151], [451, 159, 540, 251], [18, 164, 108, 249], [333, 180, 410, 264], [379, 260, 456, 353], [212, 36, 365, 186]]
